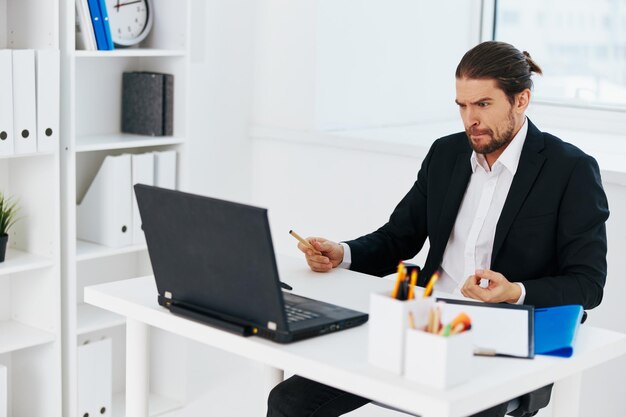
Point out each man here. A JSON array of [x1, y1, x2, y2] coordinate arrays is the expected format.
[[267, 41, 609, 417]]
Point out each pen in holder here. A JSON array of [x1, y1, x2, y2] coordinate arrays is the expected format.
[[368, 264, 438, 374], [404, 309, 473, 388], [368, 291, 434, 374]]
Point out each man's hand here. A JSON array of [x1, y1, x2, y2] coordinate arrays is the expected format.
[[460, 269, 521, 304], [297, 237, 344, 272]]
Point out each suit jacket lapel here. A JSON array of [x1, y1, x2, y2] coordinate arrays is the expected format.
[[492, 121, 546, 261], [431, 152, 472, 263]]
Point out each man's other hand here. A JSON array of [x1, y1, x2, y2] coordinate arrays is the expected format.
[[460, 269, 521, 304], [297, 237, 344, 272]]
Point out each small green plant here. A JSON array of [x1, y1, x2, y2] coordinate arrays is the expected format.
[[0, 192, 19, 236]]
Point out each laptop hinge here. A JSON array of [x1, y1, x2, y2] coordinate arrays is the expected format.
[[167, 300, 257, 337]]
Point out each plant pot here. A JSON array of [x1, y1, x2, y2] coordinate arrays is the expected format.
[[0, 234, 8, 263]]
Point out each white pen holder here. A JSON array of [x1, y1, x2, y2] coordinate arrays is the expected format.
[[368, 291, 434, 374], [404, 328, 473, 388]]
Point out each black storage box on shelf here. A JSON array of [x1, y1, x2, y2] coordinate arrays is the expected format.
[[121, 72, 174, 136]]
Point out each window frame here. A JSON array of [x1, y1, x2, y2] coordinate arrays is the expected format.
[[482, 0, 626, 134]]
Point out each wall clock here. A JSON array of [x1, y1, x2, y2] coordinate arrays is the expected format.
[[106, 0, 154, 46]]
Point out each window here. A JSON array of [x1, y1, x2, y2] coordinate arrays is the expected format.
[[492, 0, 626, 111]]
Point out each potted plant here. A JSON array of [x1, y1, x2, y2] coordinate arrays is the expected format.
[[0, 192, 19, 263]]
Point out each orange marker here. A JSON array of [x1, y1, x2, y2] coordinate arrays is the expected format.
[[449, 312, 471, 333], [449, 322, 467, 335]]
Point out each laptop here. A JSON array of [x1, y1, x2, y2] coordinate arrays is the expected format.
[[134, 184, 368, 343]]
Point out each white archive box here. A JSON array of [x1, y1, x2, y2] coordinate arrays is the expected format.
[[0, 363, 6, 417], [77, 154, 133, 247], [367, 291, 434, 374], [404, 329, 473, 389], [78, 338, 113, 417]]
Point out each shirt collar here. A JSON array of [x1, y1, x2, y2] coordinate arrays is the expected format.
[[470, 117, 528, 174]]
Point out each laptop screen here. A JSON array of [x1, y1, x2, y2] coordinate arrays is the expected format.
[[134, 184, 289, 331]]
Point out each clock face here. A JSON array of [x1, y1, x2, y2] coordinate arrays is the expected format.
[[106, 0, 153, 46]]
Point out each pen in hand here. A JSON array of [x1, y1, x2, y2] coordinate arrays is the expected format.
[[289, 230, 322, 256]]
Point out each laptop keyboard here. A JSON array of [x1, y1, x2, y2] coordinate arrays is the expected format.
[[285, 303, 320, 323]]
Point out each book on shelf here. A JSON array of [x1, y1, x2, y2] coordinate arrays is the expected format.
[[75, 0, 97, 50], [83, 0, 114, 50], [98, 0, 114, 50], [122, 72, 174, 136]]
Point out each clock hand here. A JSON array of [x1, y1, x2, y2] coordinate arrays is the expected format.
[[115, 0, 142, 9], [115, 0, 120, 11]]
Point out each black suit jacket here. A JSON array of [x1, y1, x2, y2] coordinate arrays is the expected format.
[[346, 120, 609, 309]]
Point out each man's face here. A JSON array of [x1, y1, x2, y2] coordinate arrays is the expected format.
[[455, 78, 520, 156]]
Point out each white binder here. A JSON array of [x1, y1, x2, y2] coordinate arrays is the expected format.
[[131, 153, 155, 245], [0, 363, 6, 417], [36, 49, 60, 153], [78, 339, 112, 417], [75, 0, 97, 51], [154, 150, 177, 190], [77, 154, 133, 247], [0, 50, 14, 156], [12, 49, 37, 154]]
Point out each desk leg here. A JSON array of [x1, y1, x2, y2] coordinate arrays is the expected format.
[[255, 363, 284, 414], [262, 366, 284, 390], [127, 319, 150, 417], [551, 374, 582, 417]]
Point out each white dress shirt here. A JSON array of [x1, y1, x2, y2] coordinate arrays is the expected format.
[[439, 118, 528, 303], [341, 118, 528, 304]]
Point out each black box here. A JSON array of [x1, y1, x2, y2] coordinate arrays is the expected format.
[[122, 72, 174, 136]]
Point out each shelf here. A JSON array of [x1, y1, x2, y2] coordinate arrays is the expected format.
[[77, 304, 125, 335], [0, 150, 56, 160], [112, 391, 182, 417], [76, 239, 148, 262], [0, 320, 55, 354], [74, 49, 186, 58], [75, 134, 185, 153], [0, 248, 54, 276]]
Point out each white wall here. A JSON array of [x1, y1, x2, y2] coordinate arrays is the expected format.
[[186, 0, 257, 203], [253, 0, 480, 131]]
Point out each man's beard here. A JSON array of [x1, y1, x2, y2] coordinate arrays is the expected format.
[[466, 111, 515, 155]]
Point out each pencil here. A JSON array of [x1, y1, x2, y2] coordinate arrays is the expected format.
[[429, 306, 440, 333], [407, 269, 418, 300], [426, 307, 434, 333], [422, 271, 440, 298], [289, 230, 322, 255], [408, 311, 416, 329], [391, 262, 405, 299]]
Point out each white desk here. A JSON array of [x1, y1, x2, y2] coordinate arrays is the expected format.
[[84, 256, 626, 417]]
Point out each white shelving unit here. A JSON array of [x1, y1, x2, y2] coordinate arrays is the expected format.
[[60, 1, 191, 416], [0, 1, 62, 416]]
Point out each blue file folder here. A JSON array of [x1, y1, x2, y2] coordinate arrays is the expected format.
[[534, 305, 583, 358], [87, 0, 114, 50], [98, 0, 114, 50]]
